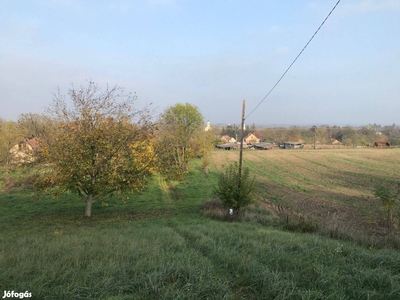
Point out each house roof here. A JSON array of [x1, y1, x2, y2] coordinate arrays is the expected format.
[[374, 141, 390, 146], [244, 133, 258, 139], [253, 143, 274, 149], [284, 141, 303, 145], [216, 143, 239, 149], [26, 138, 39, 151]]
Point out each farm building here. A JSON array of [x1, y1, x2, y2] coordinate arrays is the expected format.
[[216, 143, 239, 150], [374, 141, 390, 147], [284, 142, 304, 149], [253, 143, 274, 150]]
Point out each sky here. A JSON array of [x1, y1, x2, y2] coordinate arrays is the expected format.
[[1, 0, 399, 127]]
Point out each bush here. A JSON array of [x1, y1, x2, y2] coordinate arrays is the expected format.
[[213, 162, 255, 210], [375, 184, 399, 234]]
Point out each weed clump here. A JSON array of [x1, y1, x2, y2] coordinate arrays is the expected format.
[[201, 198, 244, 221], [284, 219, 319, 233]]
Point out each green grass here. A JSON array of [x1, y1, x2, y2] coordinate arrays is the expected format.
[[1, 149, 400, 299], [2, 217, 400, 299]]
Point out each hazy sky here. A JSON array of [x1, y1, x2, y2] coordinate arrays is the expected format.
[[1, 0, 399, 126]]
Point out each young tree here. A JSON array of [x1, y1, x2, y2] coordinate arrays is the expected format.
[[214, 162, 255, 212], [375, 184, 399, 234], [38, 81, 156, 217], [156, 103, 204, 180]]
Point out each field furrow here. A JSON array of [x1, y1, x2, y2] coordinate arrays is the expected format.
[[212, 148, 400, 238]]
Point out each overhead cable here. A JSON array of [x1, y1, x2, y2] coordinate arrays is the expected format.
[[245, 0, 341, 120]]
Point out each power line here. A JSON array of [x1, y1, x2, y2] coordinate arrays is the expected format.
[[245, 0, 341, 120]]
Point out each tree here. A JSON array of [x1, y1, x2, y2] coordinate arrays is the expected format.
[[192, 130, 218, 173], [38, 81, 155, 217], [17, 113, 50, 139], [0, 119, 22, 165], [375, 184, 399, 234], [261, 128, 276, 143], [213, 162, 255, 213], [341, 126, 360, 146], [156, 103, 204, 180], [286, 126, 302, 142], [310, 126, 317, 149], [221, 124, 239, 139]]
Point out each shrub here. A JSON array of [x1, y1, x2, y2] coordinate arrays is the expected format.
[[375, 184, 399, 234], [213, 162, 255, 211]]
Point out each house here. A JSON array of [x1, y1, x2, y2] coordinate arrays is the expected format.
[[284, 141, 304, 149], [228, 137, 237, 143], [9, 138, 39, 163], [253, 142, 274, 150], [220, 135, 231, 143], [374, 141, 390, 147], [244, 133, 260, 145], [331, 139, 341, 145]]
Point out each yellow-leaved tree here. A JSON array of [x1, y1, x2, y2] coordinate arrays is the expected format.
[[38, 81, 156, 217], [0, 119, 22, 165]]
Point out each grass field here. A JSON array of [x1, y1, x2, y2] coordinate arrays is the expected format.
[[1, 148, 400, 299]]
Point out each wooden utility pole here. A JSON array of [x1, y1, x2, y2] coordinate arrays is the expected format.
[[238, 100, 246, 189], [312, 125, 317, 149]]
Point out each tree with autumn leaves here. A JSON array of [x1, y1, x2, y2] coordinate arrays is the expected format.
[[38, 82, 156, 217], [20, 81, 212, 217]]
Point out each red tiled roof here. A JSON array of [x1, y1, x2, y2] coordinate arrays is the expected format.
[[26, 138, 40, 151]]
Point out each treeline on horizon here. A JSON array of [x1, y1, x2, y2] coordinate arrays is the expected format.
[[2, 115, 400, 152], [217, 123, 400, 146]]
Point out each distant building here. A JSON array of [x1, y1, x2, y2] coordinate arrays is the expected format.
[[374, 141, 390, 147], [244, 133, 260, 145], [253, 143, 274, 150], [205, 121, 212, 132], [220, 135, 231, 143], [216, 143, 239, 150], [9, 138, 39, 163], [284, 141, 304, 149]]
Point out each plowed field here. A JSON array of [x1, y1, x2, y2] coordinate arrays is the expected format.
[[211, 148, 400, 237]]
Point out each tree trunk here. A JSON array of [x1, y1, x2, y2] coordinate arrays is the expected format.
[[85, 194, 94, 218], [388, 210, 393, 234]]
